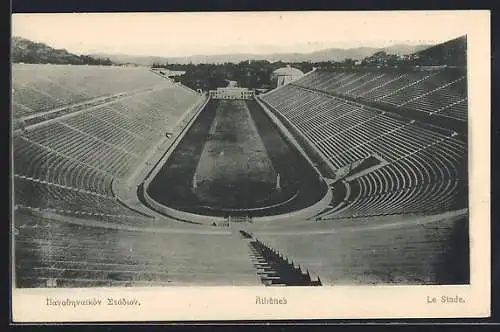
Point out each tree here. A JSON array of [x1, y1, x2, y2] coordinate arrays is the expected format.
[[343, 58, 356, 67]]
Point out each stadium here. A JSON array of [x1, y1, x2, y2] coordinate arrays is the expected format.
[[12, 34, 469, 287]]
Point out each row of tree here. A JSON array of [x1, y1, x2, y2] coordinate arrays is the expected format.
[[152, 60, 316, 91], [154, 55, 418, 91], [154, 48, 465, 91], [152, 54, 438, 91]]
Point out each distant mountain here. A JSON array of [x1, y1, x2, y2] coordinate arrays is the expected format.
[[12, 35, 435, 67], [90, 43, 433, 66], [11, 36, 114, 66]]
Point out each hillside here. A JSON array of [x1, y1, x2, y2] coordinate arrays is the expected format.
[[91, 44, 431, 66], [414, 35, 467, 67], [11, 36, 113, 66]]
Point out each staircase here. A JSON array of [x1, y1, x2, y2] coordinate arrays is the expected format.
[[239, 230, 322, 286]]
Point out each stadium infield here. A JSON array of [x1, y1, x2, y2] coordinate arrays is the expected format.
[[194, 100, 280, 208], [146, 99, 327, 218]]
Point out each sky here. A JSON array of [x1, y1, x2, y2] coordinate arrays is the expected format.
[[11, 11, 474, 57]]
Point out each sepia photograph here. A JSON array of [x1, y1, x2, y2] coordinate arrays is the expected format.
[[10, 10, 490, 321]]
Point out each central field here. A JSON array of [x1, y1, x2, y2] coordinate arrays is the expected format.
[[146, 99, 326, 217], [194, 100, 278, 208]]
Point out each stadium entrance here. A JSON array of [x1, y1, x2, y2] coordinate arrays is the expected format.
[[209, 87, 255, 99]]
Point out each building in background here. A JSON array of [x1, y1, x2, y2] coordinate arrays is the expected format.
[[209, 87, 255, 99], [270, 65, 304, 88]]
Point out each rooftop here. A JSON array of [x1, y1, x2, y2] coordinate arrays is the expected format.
[[272, 65, 304, 76]]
